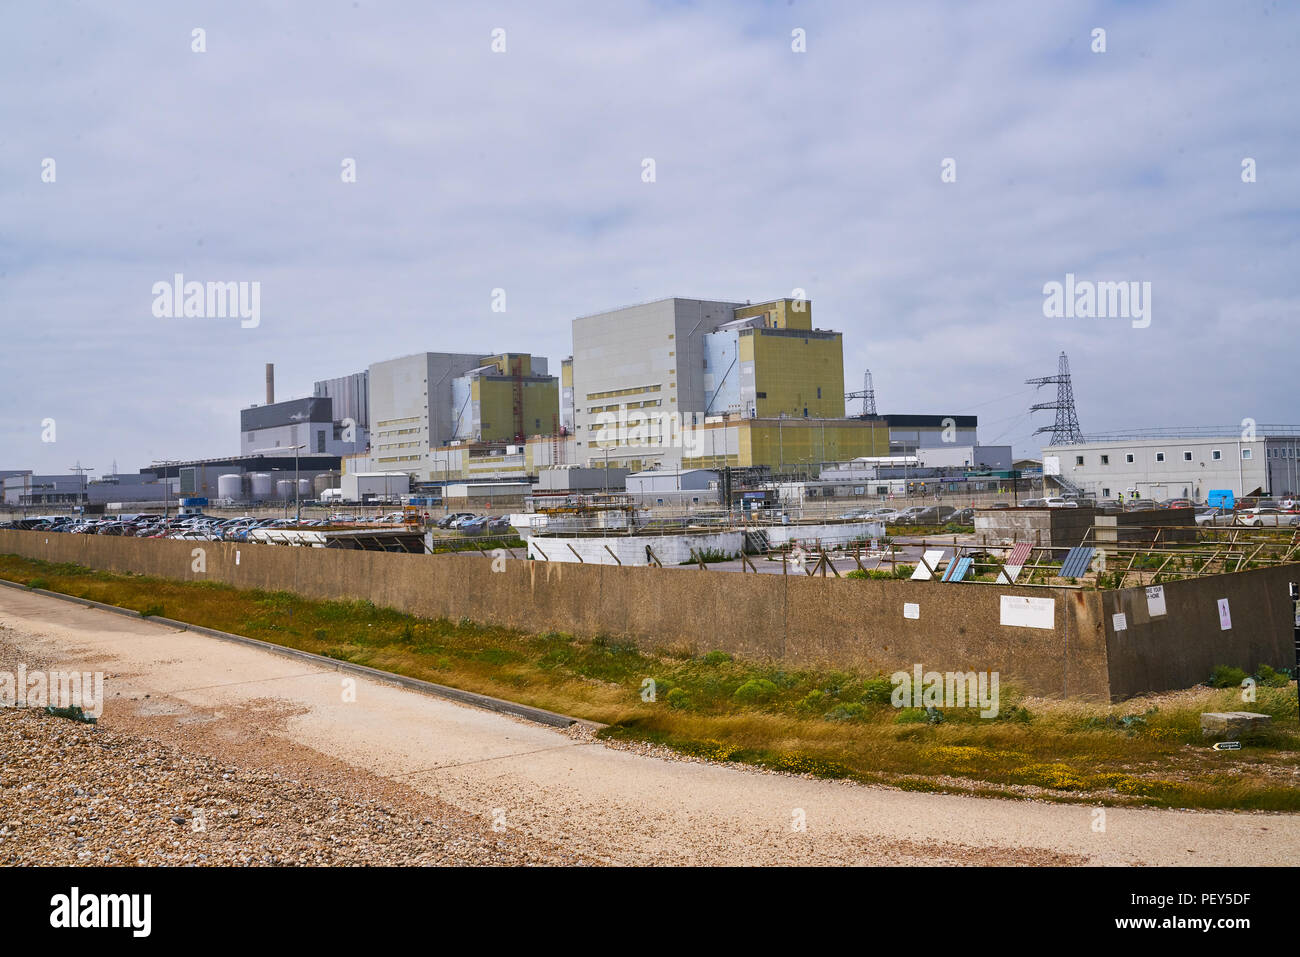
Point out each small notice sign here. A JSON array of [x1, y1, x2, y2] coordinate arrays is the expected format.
[[1212, 741, 1242, 751], [235, 551, 241, 566], [1217, 598, 1232, 630], [903, 603, 920, 620], [1145, 585, 1166, 617], [1000, 595, 1056, 630], [1112, 613, 1127, 632]]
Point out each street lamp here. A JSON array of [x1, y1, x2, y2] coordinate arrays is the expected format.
[[250, 445, 305, 523]]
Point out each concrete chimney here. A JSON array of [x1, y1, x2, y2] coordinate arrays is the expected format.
[[265, 363, 275, 405]]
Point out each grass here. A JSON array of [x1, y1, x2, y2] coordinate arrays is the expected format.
[[3, 552, 1298, 811]]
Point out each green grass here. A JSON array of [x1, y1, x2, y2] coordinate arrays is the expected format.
[[3, 552, 1298, 811]]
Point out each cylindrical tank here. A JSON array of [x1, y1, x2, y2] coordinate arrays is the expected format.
[[313, 471, 340, 496], [250, 473, 273, 500], [217, 474, 242, 501], [297, 479, 311, 497], [275, 479, 295, 500]]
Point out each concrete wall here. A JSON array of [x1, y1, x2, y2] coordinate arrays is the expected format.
[[762, 522, 885, 548], [3, 529, 1293, 701], [976, 507, 1195, 549], [1101, 565, 1297, 698]]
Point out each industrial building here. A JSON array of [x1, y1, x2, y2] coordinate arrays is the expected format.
[[625, 468, 720, 507], [859, 414, 980, 454], [449, 354, 559, 443], [677, 416, 890, 473], [348, 350, 559, 486], [1042, 427, 1300, 500], [1, 471, 171, 507], [571, 296, 876, 472], [240, 364, 369, 457]]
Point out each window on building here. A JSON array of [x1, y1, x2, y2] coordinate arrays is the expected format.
[[816, 387, 822, 399], [1212, 449, 1222, 461], [1102, 488, 1111, 497], [1100, 455, 1109, 465], [1242, 448, 1252, 460], [1183, 451, 1193, 461], [1155, 451, 1165, 462], [755, 391, 767, 399], [1075, 456, 1084, 466], [803, 408, 809, 417], [316, 430, 326, 453], [1125, 453, 1134, 464]]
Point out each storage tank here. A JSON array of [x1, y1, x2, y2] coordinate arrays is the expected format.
[[275, 479, 295, 500], [217, 474, 243, 501], [297, 479, 311, 497], [250, 472, 273, 500], [313, 471, 340, 496]]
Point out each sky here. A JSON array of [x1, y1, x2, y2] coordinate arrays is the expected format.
[[2, 0, 1297, 476]]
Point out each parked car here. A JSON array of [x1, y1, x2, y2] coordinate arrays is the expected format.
[[437, 513, 474, 529], [1236, 507, 1295, 527], [1017, 498, 1046, 508], [911, 505, 958, 524], [1194, 506, 1231, 526], [1043, 497, 1078, 508]]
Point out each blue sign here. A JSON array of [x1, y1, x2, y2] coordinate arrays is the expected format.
[[1207, 489, 1235, 508]]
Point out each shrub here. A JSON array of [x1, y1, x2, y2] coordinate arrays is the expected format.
[[702, 650, 733, 665], [1209, 665, 1249, 688], [797, 689, 828, 713], [860, 675, 895, 705], [27, 578, 50, 590], [666, 687, 692, 710], [140, 603, 164, 618], [733, 678, 779, 704], [823, 703, 865, 722], [1255, 665, 1292, 688]]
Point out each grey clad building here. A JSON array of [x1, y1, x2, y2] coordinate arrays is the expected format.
[[1044, 426, 1300, 500]]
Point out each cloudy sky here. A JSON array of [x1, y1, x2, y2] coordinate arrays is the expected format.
[[3, 0, 1296, 475]]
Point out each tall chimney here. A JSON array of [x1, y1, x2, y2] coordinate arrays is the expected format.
[[265, 363, 275, 405]]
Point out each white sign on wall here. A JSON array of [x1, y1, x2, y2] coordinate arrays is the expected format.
[[1218, 598, 1232, 630], [1042, 456, 1061, 476], [1145, 585, 1166, 617], [903, 603, 920, 620], [1000, 595, 1056, 629], [1112, 613, 1127, 632]]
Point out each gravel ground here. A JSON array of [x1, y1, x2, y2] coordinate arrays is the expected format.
[[0, 708, 578, 866]]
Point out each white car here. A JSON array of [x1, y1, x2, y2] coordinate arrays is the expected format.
[[1236, 507, 1297, 527], [1043, 497, 1078, 508]]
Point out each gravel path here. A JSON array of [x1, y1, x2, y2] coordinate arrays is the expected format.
[[2, 587, 1297, 866]]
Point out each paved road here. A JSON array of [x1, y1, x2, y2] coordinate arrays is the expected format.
[[2, 588, 1295, 865]]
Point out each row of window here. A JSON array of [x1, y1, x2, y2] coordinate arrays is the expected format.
[[585, 384, 662, 401], [1077, 448, 1252, 466]]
